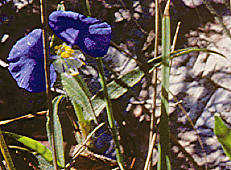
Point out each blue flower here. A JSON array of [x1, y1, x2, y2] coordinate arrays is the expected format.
[[49, 11, 111, 58], [7, 29, 57, 92], [93, 126, 116, 159], [7, 12, 111, 91]]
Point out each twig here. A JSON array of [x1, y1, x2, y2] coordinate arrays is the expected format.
[[66, 122, 105, 169], [39, 0, 58, 169], [148, 0, 160, 169], [171, 21, 181, 53], [0, 111, 46, 125], [144, 133, 157, 170]]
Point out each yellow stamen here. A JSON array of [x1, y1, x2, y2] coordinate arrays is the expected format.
[[61, 52, 72, 58], [70, 72, 79, 77]]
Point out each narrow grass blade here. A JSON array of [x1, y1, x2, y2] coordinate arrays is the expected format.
[[214, 114, 231, 160], [158, 0, 171, 169], [46, 95, 65, 168]]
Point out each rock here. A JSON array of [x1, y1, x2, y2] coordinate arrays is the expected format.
[[182, 0, 226, 8]]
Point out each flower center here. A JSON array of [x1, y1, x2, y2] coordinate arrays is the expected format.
[[54, 44, 75, 58]]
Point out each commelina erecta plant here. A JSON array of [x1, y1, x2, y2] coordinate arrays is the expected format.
[[7, 11, 112, 93]]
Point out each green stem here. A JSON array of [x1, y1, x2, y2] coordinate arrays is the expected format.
[[159, 0, 171, 169], [96, 58, 125, 170], [40, 0, 58, 169], [0, 129, 15, 170]]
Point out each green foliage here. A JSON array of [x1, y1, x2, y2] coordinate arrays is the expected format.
[[61, 73, 97, 146], [3, 131, 64, 168], [46, 95, 65, 168], [92, 66, 146, 117], [61, 73, 97, 124], [91, 47, 225, 119], [214, 114, 231, 160], [97, 57, 125, 169]]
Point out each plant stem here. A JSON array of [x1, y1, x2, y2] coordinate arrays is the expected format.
[[96, 58, 125, 170], [159, 0, 171, 169], [0, 129, 15, 170], [40, 0, 58, 169]]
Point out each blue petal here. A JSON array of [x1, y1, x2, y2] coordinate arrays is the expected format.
[[7, 29, 56, 92], [93, 127, 116, 159], [49, 11, 111, 58]]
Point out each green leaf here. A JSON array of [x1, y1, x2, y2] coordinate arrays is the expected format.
[[71, 101, 92, 144], [61, 73, 97, 124], [214, 114, 231, 160], [92, 67, 145, 116], [46, 95, 65, 168], [3, 132, 62, 167], [157, 144, 171, 170]]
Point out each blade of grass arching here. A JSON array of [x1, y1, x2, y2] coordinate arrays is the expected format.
[[46, 95, 65, 168], [202, 0, 231, 40], [0, 130, 15, 170], [96, 58, 125, 170], [148, 47, 226, 73], [158, 1, 171, 169], [40, 0, 58, 169]]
